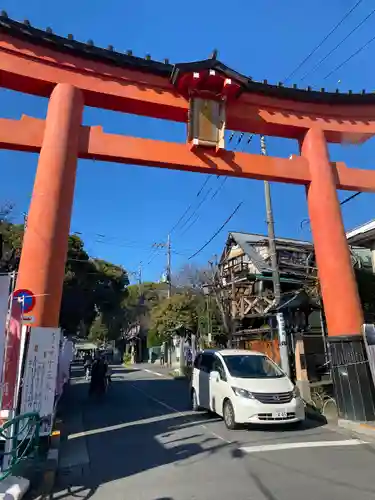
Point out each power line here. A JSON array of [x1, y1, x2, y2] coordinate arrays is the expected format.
[[93, 238, 189, 255], [300, 191, 362, 230], [211, 177, 228, 200], [188, 202, 243, 260], [283, 0, 364, 83], [177, 131, 245, 236], [300, 5, 375, 82], [323, 32, 375, 79], [180, 213, 200, 237], [169, 175, 213, 234], [73, 230, 154, 249], [179, 133, 253, 237], [210, 133, 253, 202], [340, 191, 361, 205], [176, 187, 213, 233], [196, 176, 211, 197]]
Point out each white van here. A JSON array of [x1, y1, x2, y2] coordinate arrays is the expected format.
[[191, 349, 305, 429]]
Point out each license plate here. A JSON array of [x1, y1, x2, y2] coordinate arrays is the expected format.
[[273, 411, 287, 419]]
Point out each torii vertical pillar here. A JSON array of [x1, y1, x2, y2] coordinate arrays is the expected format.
[[16, 84, 83, 327], [301, 127, 375, 421]]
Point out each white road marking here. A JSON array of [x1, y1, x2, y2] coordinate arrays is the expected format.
[[143, 368, 165, 377], [130, 382, 232, 444], [68, 411, 197, 439], [240, 439, 367, 454]]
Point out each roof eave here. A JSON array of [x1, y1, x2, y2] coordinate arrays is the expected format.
[[1, 15, 374, 104]]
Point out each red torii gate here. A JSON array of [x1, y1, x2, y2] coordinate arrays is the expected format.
[[1, 15, 375, 420]]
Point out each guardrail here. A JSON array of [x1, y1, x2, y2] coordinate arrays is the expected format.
[[0, 412, 41, 481]]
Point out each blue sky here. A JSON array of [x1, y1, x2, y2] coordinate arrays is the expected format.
[[1, 0, 375, 283]]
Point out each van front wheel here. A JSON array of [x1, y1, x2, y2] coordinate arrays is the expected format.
[[223, 399, 238, 430]]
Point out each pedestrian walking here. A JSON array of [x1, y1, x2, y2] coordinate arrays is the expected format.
[[160, 343, 165, 366]]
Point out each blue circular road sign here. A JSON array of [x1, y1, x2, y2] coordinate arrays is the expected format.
[[13, 289, 36, 314]]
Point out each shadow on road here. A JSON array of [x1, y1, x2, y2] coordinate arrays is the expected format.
[[53, 375, 233, 500], [52, 369, 331, 500]]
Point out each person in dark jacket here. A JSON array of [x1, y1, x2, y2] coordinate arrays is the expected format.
[[89, 356, 108, 395]]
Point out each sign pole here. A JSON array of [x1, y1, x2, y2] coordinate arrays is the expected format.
[[1, 272, 19, 472]]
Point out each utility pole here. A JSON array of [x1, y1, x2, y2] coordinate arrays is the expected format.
[[208, 260, 232, 344], [167, 234, 171, 299], [260, 135, 289, 376], [153, 234, 172, 298], [22, 212, 28, 232], [138, 262, 142, 286], [230, 269, 236, 348]]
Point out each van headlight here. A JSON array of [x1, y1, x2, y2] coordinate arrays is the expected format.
[[292, 386, 300, 399], [232, 387, 255, 399]]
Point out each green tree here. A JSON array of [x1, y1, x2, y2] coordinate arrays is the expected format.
[[121, 281, 169, 332], [59, 234, 98, 335], [195, 294, 223, 340], [0, 206, 131, 337], [148, 293, 200, 346], [0, 203, 24, 273], [91, 259, 129, 339], [88, 313, 109, 343]]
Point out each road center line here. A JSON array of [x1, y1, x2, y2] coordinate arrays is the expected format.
[[143, 368, 165, 377], [240, 439, 367, 454]]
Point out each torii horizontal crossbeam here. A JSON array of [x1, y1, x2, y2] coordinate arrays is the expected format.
[[0, 115, 374, 192]]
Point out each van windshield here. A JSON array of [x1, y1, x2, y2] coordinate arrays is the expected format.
[[222, 354, 284, 379]]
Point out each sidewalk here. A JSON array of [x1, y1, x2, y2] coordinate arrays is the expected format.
[[0, 475, 30, 500], [52, 379, 91, 499], [338, 419, 375, 440], [137, 362, 191, 381], [138, 362, 175, 378], [57, 380, 90, 470]]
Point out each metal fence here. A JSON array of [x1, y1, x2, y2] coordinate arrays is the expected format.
[[0, 412, 41, 481]]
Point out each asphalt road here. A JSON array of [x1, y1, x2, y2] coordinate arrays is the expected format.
[[54, 364, 375, 500]]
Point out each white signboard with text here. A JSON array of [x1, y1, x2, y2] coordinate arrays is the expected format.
[[20, 326, 60, 436]]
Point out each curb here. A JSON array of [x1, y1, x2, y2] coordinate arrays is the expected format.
[[0, 425, 62, 499], [338, 419, 375, 439], [0, 475, 30, 500], [31, 428, 61, 499], [35, 448, 59, 499]]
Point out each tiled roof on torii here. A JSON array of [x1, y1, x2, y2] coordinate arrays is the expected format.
[[1, 12, 375, 105]]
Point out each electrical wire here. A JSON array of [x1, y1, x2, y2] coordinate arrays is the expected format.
[[73, 230, 155, 250], [340, 191, 361, 205], [300, 191, 362, 230], [179, 213, 200, 237], [179, 132, 253, 237], [93, 238, 190, 255], [176, 187, 213, 233], [188, 202, 243, 260], [283, 0, 364, 83], [323, 32, 375, 79], [211, 177, 228, 200], [169, 175, 213, 234], [300, 5, 375, 82]]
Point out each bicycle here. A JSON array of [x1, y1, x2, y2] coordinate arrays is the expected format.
[[309, 387, 338, 420]]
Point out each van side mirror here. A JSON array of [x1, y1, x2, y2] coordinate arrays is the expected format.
[[210, 370, 220, 382]]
